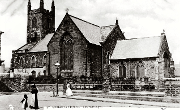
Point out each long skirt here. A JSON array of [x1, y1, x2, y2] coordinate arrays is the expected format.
[[66, 88, 73, 96], [31, 94, 35, 106]]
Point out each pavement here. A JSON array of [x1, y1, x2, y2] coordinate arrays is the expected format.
[[1, 90, 180, 110], [58, 90, 180, 108]]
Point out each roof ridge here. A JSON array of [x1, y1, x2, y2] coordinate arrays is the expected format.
[[101, 25, 115, 28], [69, 14, 100, 27], [125, 36, 161, 41]]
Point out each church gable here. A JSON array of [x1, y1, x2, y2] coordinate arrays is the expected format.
[[158, 33, 171, 59], [102, 24, 126, 64], [48, 13, 88, 46], [48, 13, 91, 76]]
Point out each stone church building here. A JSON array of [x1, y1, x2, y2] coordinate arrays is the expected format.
[[11, 0, 172, 83], [110, 32, 172, 82]]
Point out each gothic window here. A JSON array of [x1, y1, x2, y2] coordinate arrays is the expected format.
[[31, 32, 37, 42], [85, 50, 88, 74], [15, 57, 20, 68], [19, 57, 24, 68], [106, 52, 110, 64], [43, 55, 47, 66], [119, 65, 122, 77], [31, 56, 36, 68], [36, 55, 40, 67], [122, 65, 126, 78], [32, 17, 37, 30], [137, 65, 145, 78], [130, 64, 135, 77], [61, 36, 73, 70]]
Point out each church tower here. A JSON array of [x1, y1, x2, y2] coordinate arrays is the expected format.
[[27, 0, 55, 44]]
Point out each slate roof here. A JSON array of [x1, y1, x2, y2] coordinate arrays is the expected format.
[[111, 36, 162, 60], [69, 15, 116, 45], [29, 33, 54, 52], [16, 43, 37, 53], [100, 25, 115, 42]]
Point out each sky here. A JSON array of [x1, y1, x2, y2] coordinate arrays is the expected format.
[[0, 0, 180, 68]]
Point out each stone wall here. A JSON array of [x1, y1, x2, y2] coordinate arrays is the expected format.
[[110, 58, 158, 80], [30, 84, 63, 92], [0, 77, 29, 92]]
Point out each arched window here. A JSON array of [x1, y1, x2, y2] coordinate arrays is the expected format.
[[32, 17, 37, 30], [43, 55, 47, 66], [137, 65, 145, 78], [15, 57, 20, 68], [119, 65, 122, 77], [31, 56, 36, 68], [61, 37, 73, 70], [19, 57, 24, 68], [122, 65, 126, 78], [106, 52, 110, 64]]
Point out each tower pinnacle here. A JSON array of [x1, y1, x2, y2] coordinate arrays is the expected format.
[[40, 0, 44, 10]]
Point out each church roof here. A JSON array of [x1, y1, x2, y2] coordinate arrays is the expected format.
[[111, 36, 162, 60], [16, 43, 37, 53], [100, 25, 116, 42], [69, 15, 101, 45], [29, 33, 54, 52], [69, 14, 116, 45]]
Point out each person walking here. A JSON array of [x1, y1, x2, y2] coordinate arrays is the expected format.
[[21, 94, 28, 110], [66, 82, 73, 97], [30, 84, 39, 109]]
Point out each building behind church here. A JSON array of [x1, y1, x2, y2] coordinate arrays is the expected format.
[[11, 0, 173, 86]]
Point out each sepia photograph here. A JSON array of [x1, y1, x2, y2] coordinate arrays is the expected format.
[[0, 0, 180, 109]]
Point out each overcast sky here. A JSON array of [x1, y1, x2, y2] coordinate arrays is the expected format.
[[0, 0, 180, 68]]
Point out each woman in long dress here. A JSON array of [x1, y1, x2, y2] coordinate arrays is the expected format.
[[66, 82, 73, 97]]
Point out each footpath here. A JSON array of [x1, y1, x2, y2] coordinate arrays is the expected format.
[[58, 90, 180, 108]]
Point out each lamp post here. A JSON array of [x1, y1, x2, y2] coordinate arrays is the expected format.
[[55, 61, 60, 96]]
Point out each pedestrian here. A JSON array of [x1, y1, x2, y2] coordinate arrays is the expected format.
[[30, 84, 39, 109], [66, 82, 73, 97], [21, 94, 28, 110]]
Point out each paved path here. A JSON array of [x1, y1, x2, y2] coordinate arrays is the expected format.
[[0, 91, 180, 110]]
